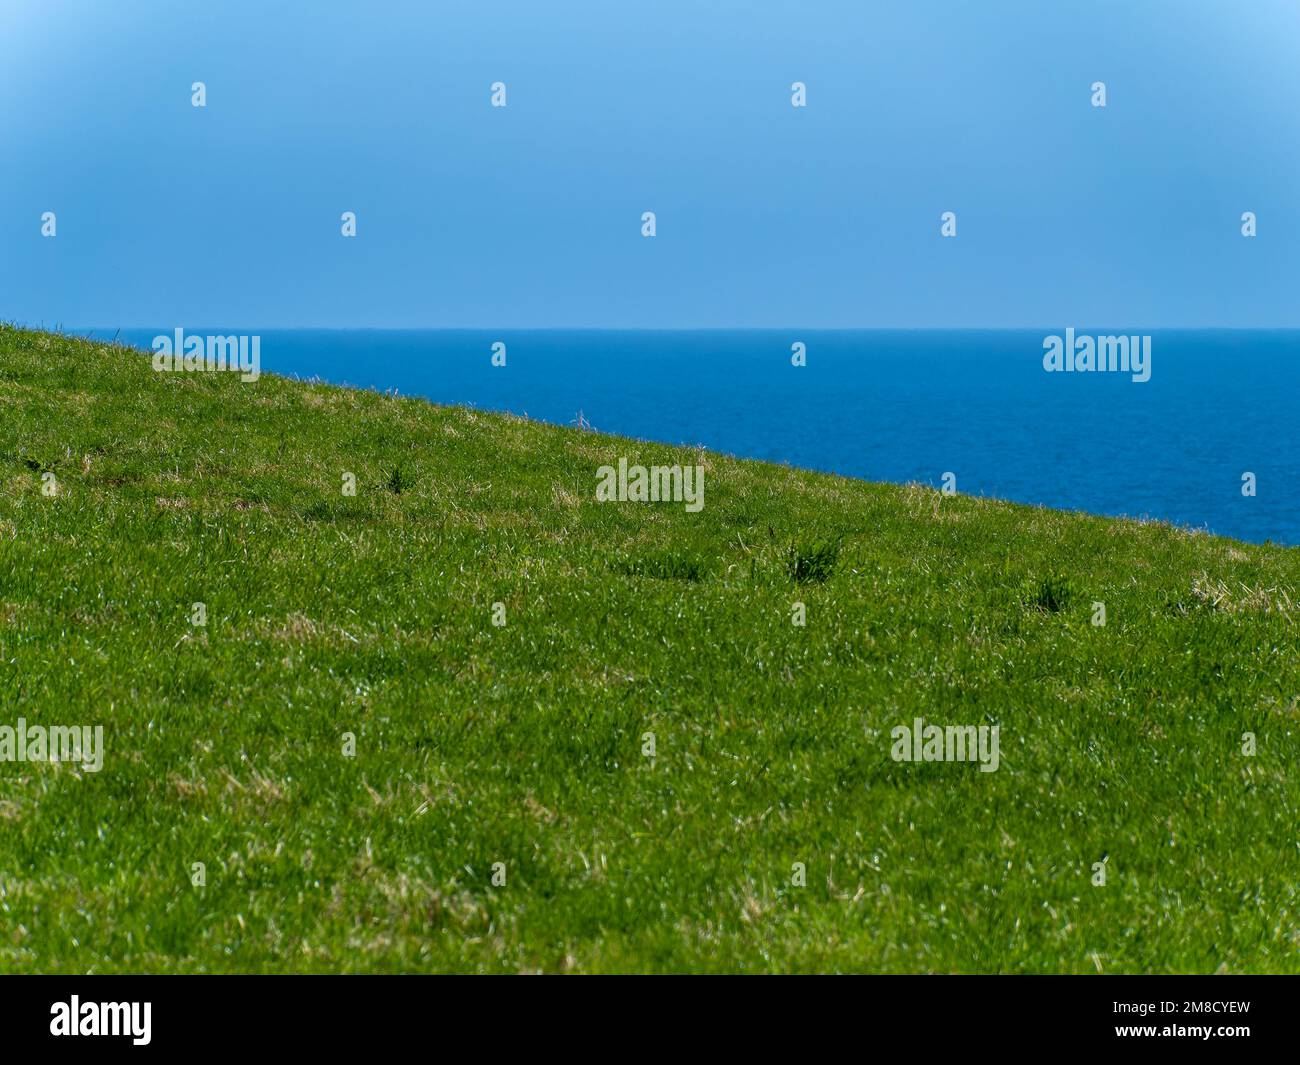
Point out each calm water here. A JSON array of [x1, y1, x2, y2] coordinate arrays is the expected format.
[[102, 328, 1299, 546]]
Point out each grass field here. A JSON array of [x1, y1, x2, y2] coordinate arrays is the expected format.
[[1, 322, 1298, 973]]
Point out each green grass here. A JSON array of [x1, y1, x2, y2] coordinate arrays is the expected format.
[[1, 323, 1298, 974]]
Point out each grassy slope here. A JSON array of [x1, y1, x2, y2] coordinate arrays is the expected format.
[[0, 323, 1297, 974]]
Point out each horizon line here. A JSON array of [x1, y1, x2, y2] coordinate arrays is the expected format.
[[24, 323, 1300, 335]]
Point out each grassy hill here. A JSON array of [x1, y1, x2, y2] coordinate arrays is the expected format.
[[1, 323, 1297, 973]]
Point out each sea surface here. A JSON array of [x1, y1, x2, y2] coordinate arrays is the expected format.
[[100, 328, 1298, 546]]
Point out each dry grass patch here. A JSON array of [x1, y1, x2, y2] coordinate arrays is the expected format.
[[1191, 576, 1294, 616]]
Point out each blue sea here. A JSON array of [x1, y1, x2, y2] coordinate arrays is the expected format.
[[101, 328, 1298, 546]]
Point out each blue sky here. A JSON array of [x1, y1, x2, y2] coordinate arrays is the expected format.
[[3, 0, 1299, 328]]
